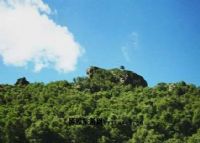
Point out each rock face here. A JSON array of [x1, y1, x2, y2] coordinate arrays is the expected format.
[[118, 70, 148, 87], [86, 66, 148, 87], [15, 77, 30, 86]]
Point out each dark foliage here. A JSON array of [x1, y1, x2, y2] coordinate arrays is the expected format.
[[15, 77, 30, 86]]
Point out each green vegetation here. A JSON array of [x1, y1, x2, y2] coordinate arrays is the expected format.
[[0, 67, 200, 143]]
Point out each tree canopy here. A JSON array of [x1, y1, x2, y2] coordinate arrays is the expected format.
[[0, 67, 200, 143]]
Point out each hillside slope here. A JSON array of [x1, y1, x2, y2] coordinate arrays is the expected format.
[[0, 67, 200, 143]]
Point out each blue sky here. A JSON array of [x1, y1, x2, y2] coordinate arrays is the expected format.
[[0, 0, 200, 86]]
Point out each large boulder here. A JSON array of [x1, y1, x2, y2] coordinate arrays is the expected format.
[[15, 77, 30, 86], [118, 70, 148, 87], [86, 66, 148, 87]]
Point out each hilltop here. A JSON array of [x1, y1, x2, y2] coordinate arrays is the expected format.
[[73, 66, 147, 92], [0, 67, 200, 143]]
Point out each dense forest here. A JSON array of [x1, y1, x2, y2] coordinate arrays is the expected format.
[[0, 66, 200, 143]]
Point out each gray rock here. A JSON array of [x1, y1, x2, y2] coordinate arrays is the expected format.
[[86, 66, 148, 87]]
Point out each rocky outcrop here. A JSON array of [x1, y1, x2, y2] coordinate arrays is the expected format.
[[86, 66, 148, 87], [15, 77, 30, 86], [118, 70, 148, 87]]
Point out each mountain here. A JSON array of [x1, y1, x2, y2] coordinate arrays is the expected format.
[[0, 67, 200, 143]]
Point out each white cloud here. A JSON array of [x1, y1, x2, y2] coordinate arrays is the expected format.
[[121, 32, 138, 62], [121, 46, 130, 62], [0, 0, 83, 72]]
